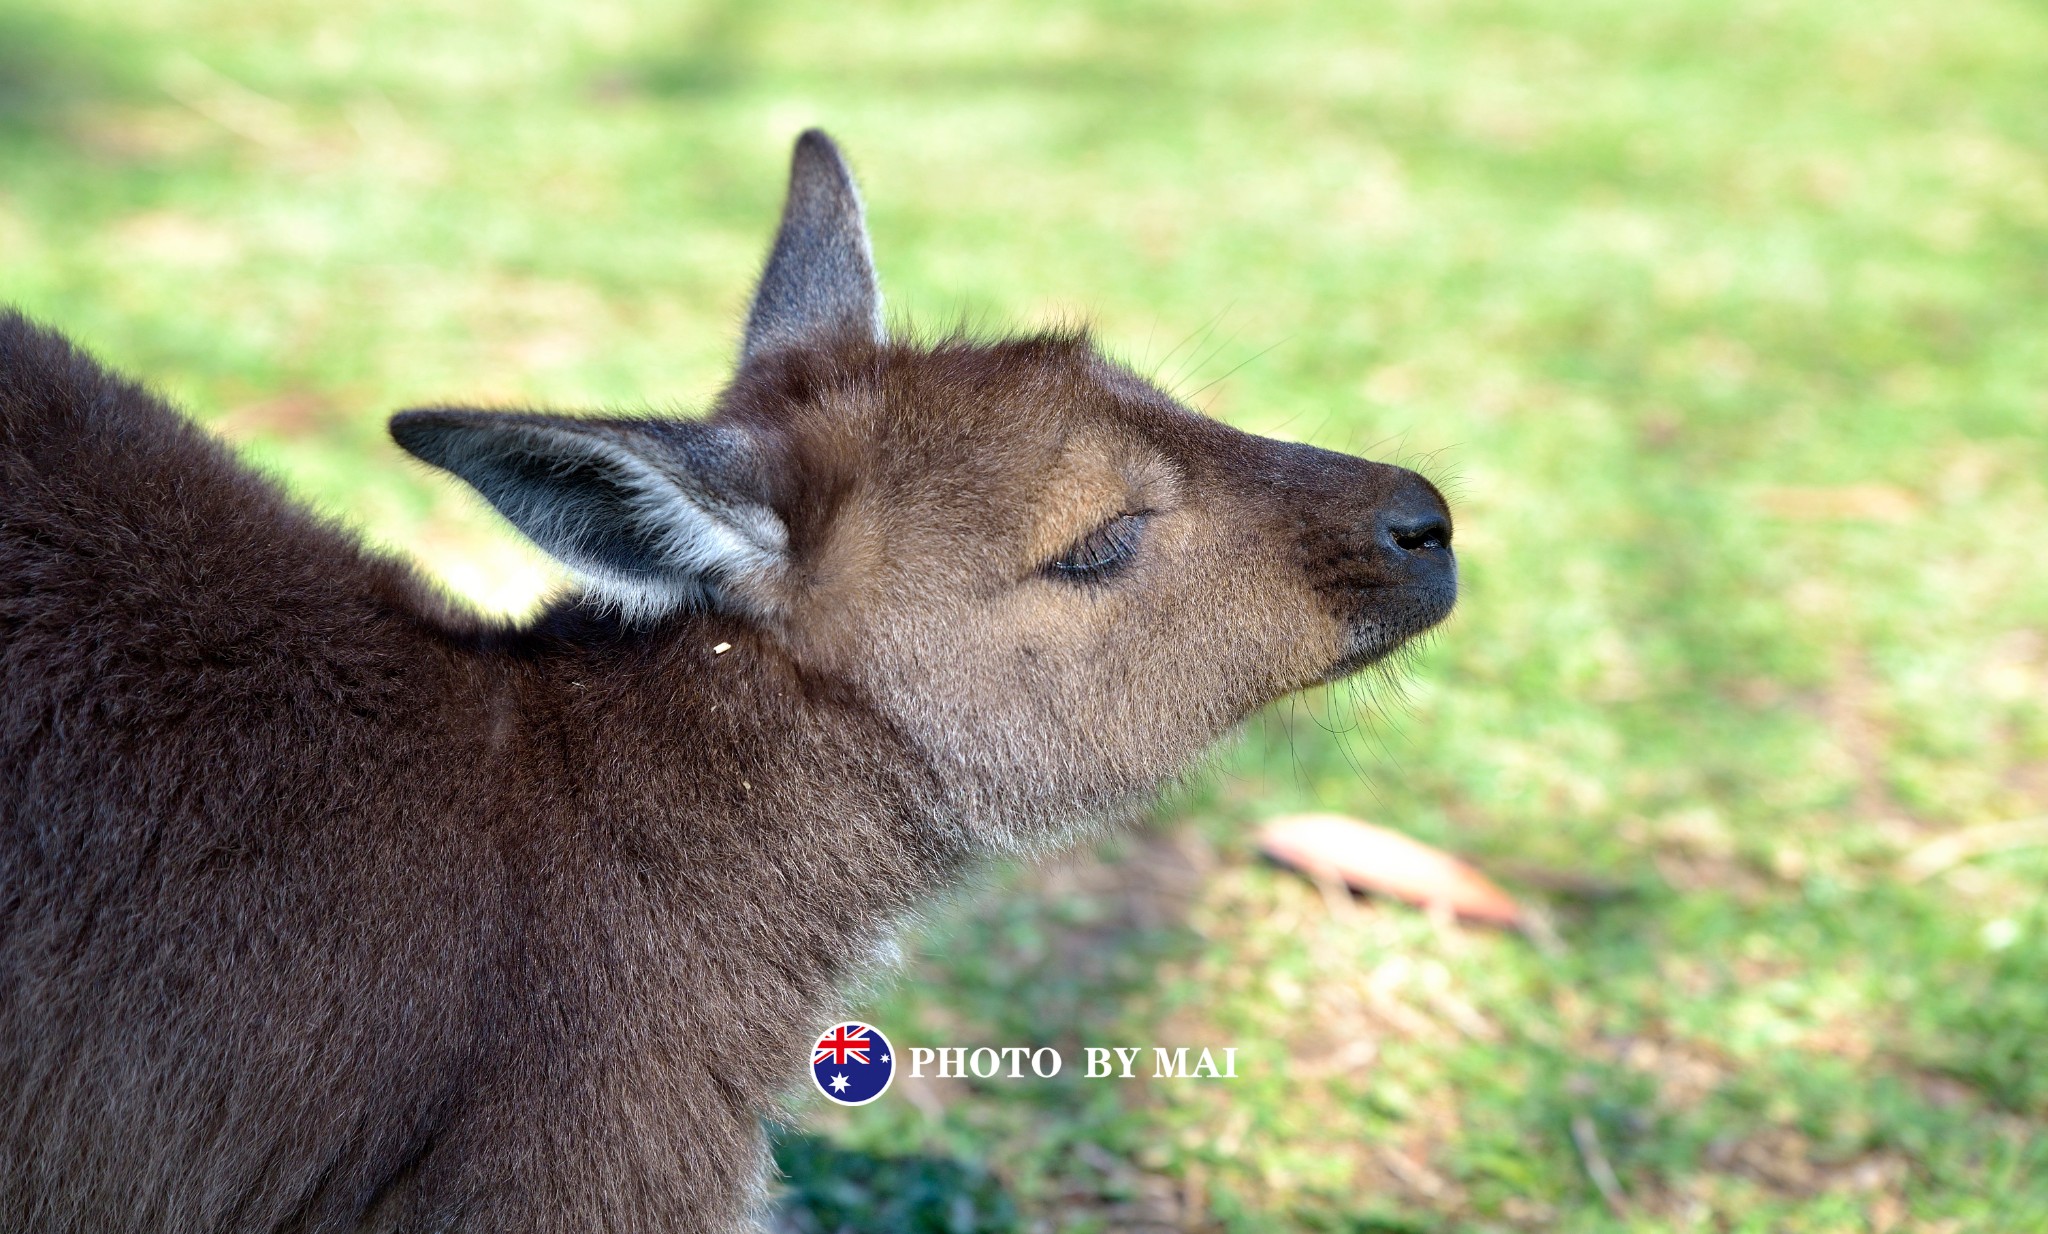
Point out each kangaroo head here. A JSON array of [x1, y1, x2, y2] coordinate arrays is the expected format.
[[392, 130, 1455, 849]]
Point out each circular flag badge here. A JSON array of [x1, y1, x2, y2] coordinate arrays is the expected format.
[[810, 1021, 895, 1106]]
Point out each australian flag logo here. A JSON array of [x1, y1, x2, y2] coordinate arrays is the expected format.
[[810, 1021, 895, 1106]]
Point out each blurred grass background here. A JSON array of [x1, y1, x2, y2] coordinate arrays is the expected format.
[[5, 0, 2048, 1228]]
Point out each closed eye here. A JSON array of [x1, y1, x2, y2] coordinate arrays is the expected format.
[[1047, 513, 1150, 583]]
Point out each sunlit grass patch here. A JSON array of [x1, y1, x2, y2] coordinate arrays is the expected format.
[[4, 0, 2046, 1226]]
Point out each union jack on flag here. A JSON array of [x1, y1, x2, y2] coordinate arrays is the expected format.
[[809, 1021, 895, 1106], [814, 1024, 872, 1067]]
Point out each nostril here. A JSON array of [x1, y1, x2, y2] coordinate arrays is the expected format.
[[1388, 517, 1450, 554]]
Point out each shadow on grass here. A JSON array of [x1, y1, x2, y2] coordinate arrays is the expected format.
[[611, 3, 1198, 118], [0, 6, 140, 142], [771, 1131, 1020, 1234]]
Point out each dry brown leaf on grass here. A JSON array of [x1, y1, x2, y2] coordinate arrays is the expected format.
[[1257, 814, 1523, 928]]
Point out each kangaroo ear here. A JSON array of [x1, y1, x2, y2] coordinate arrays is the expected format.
[[740, 128, 885, 364], [391, 409, 787, 622]]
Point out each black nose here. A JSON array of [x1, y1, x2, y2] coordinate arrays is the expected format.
[[1384, 513, 1450, 554], [1375, 491, 1452, 558]]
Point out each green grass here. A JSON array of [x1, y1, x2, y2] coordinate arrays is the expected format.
[[6, 0, 2048, 1227]]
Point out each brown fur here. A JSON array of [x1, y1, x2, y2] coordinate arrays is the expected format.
[[0, 132, 1453, 1232]]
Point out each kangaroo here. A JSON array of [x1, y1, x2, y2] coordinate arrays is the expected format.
[[0, 131, 1455, 1232]]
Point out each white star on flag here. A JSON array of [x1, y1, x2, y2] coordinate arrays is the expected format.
[[830, 1074, 850, 1093]]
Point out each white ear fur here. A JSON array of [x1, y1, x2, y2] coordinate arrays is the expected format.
[[390, 410, 786, 623], [541, 433, 787, 622]]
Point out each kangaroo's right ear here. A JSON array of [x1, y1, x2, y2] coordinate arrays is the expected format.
[[391, 409, 787, 623], [740, 128, 885, 365]]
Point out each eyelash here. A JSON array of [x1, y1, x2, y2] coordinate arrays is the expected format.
[[1048, 513, 1150, 582]]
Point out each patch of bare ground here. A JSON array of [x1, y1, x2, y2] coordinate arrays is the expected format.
[[1620, 804, 1776, 902], [1670, 1130, 1916, 1228], [1046, 1141, 1215, 1234], [1547, 1030, 1941, 1228]]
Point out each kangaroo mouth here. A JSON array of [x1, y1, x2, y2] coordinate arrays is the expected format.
[[1318, 569, 1458, 683]]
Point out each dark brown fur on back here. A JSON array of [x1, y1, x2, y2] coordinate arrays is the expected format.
[[0, 314, 961, 1230]]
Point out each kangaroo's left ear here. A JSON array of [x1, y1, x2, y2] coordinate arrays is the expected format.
[[390, 409, 787, 623], [740, 128, 885, 365]]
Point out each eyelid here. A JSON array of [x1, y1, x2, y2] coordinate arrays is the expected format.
[[1047, 511, 1152, 581]]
